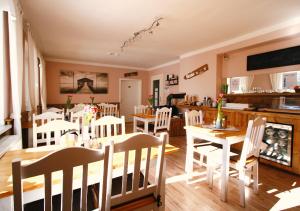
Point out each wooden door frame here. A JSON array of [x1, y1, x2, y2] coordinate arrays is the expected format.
[[119, 78, 142, 116]]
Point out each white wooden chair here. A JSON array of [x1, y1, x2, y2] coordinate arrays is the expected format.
[[91, 116, 125, 139], [134, 105, 149, 114], [102, 104, 119, 117], [45, 107, 64, 114], [98, 103, 108, 110], [98, 103, 108, 117], [33, 111, 64, 124], [32, 112, 64, 147], [185, 110, 217, 167], [206, 117, 266, 207], [12, 145, 111, 211], [107, 133, 167, 210], [67, 104, 85, 116], [33, 119, 80, 147], [148, 107, 172, 144]]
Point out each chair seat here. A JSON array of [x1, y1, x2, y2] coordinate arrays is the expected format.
[[230, 154, 258, 169], [207, 149, 258, 169], [206, 149, 239, 166]]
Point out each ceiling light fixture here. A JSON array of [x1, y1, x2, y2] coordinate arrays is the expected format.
[[109, 17, 163, 56], [121, 17, 163, 52]]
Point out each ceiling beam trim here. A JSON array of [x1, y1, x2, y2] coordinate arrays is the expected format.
[[45, 58, 148, 71]]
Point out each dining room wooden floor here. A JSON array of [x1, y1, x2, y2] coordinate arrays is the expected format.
[[126, 123, 300, 211]]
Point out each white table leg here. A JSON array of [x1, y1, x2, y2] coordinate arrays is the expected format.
[[221, 142, 230, 201], [144, 120, 149, 134], [185, 132, 194, 181], [133, 117, 137, 132]]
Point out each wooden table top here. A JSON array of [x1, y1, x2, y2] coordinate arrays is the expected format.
[[0, 133, 179, 199], [184, 125, 245, 141], [131, 113, 156, 119]]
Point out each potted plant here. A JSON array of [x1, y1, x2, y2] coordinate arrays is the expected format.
[[66, 95, 72, 109], [294, 85, 300, 93], [148, 95, 154, 107]]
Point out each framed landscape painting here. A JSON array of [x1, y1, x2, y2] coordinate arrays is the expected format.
[[60, 70, 108, 94]]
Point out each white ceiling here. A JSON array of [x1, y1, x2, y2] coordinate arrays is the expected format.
[[20, 0, 300, 69]]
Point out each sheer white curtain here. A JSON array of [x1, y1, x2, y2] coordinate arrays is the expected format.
[[269, 73, 283, 91], [0, 11, 5, 125], [39, 54, 47, 110], [240, 76, 254, 93], [8, 9, 23, 137], [27, 27, 38, 111], [24, 25, 47, 113], [23, 32, 32, 111]]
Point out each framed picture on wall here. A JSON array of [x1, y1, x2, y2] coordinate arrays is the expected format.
[[60, 70, 108, 94]]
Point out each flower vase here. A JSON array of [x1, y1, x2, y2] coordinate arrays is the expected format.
[[215, 110, 223, 129], [215, 117, 222, 129]]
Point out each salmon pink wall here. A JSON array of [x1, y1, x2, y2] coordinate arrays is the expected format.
[[179, 51, 218, 101], [46, 61, 149, 105]]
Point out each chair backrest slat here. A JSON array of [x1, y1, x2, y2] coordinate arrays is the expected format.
[[143, 147, 151, 189], [108, 133, 167, 208], [185, 110, 203, 126], [81, 164, 88, 211], [12, 146, 112, 211], [240, 117, 266, 167], [121, 151, 129, 196], [44, 173, 52, 211], [133, 149, 142, 192], [62, 167, 73, 211], [154, 107, 172, 133]]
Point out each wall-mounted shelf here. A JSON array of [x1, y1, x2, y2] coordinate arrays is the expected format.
[[166, 74, 179, 86]]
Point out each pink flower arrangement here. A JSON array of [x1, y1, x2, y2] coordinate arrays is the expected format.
[[83, 105, 98, 125]]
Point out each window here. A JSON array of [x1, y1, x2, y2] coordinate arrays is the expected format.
[[230, 77, 241, 93], [282, 71, 300, 89]]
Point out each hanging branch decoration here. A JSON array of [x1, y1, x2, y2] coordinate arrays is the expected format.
[[118, 17, 163, 53], [184, 64, 209, 80]]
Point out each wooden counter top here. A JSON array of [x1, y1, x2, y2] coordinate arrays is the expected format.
[[177, 105, 300, 119]]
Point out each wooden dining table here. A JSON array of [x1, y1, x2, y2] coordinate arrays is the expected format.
[[132, 113, 156, 133], [185, 125, 245, 202], [0, 132, 179, 210]]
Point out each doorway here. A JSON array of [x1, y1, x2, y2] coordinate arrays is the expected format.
[[150, 74, 164, 106], [153, 80, 160, 107], [119, 79, 142, 122]]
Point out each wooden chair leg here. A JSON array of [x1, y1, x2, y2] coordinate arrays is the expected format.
[[253, 163, 259, 193], [245, 168, 252, 187], [239, 170, 246, 207]]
